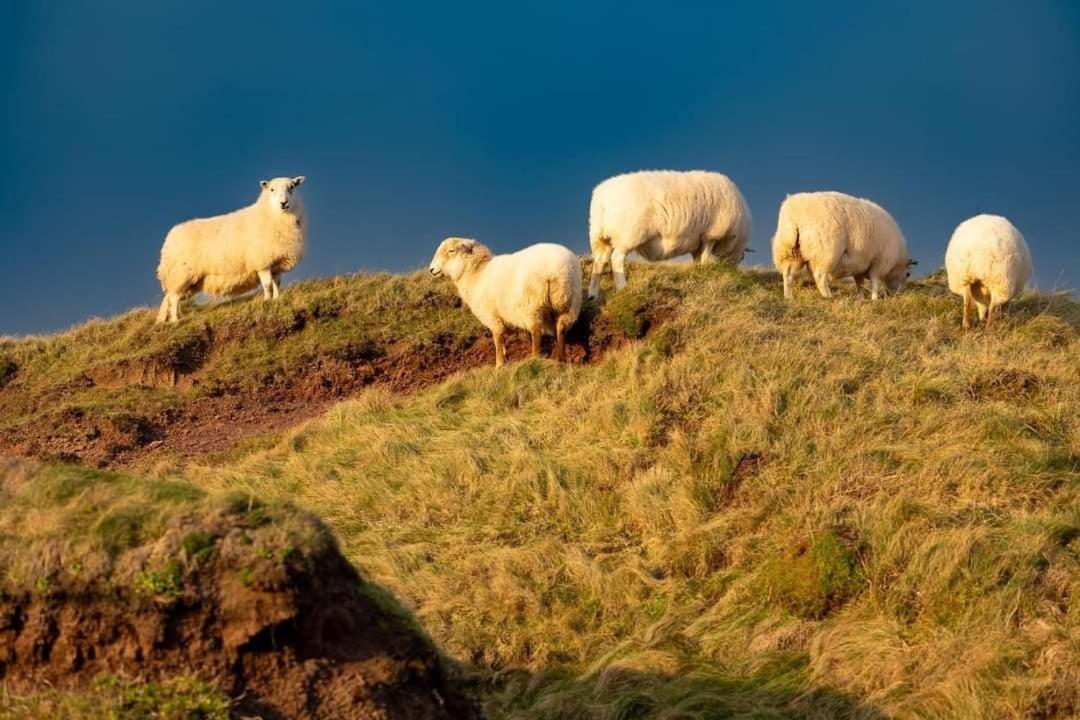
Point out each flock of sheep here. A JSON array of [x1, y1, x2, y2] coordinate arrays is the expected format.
[[155, 170, 1034, 365]]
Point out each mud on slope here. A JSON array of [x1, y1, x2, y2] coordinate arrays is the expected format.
[[0, 279, 676, 469], [0, 460, 477, 719]]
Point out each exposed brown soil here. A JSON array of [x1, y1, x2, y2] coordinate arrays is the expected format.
[[0, 502, 478, 719], [0, 306, 667, 470]]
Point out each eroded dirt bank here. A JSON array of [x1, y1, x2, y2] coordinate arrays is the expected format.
[[0, 465, 477, 719]]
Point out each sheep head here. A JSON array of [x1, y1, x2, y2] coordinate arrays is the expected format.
[[429, 237, 492, 281], [259, 176, 306, 213]]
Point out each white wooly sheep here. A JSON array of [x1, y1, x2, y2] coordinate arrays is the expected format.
[[772, 191, 915, 300], [587, 170, 752, 298], [945, 214, 1032, 329], [429, 238, 582, 368], [155, 176, 307, 323]]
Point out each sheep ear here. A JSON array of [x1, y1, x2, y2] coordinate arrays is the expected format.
[[908, 259, 919, 266], [461, 242, 474, 255], [291, 176, 306, 188], [260, 180, 270, 190]]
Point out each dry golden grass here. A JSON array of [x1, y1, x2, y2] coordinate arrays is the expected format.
[[149, 264, 1080, 718]]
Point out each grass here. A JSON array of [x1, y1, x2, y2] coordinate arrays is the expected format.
[[3, 262, 1080, 718], [0, 458, 333, 611], [0, 271, 482, 441], [0, 675, 230, 720], [169, 263, 1079, 719]]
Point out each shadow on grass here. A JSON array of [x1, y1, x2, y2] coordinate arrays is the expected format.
[[476, 664, 890, 720], [328, 563, 889, 720]]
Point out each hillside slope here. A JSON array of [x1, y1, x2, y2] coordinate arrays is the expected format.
[[0, 269, 667, 468], [4, 264, 1080, 718], [174, 265, 1079, 718]]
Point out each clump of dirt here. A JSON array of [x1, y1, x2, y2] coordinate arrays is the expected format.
[[0, 498, 478, 719], [966, 368, 1044, 401], [1, 301, 674, 469]]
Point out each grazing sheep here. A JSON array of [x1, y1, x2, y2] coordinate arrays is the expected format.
[[772, 191, 915, 300], [587, 170, 752, 298], [429, 238, 582, 368], [156, 176, 307, 323], [945, 214, 1032, 329]]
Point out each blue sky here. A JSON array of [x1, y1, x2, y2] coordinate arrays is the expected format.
[[3, 1, 1079, 335]]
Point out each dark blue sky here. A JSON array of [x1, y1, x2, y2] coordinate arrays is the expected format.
[[4, 1, 1079, 335]]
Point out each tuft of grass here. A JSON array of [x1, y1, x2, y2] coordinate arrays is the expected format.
[[95, 507, 151, 559], [180, 529, 217, 564], [135, 559, 183, 597], [763, 529, 865, 619]]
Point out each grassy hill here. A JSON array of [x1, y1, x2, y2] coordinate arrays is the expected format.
[[3, 263, 1080, 718]]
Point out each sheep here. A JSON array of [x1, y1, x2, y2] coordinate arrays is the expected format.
[[587, 170, 752, 298], [428, 238, 582, 368], [155, 176, 307, 323], [945, 214, 1032, 330], [772, 191, 915, 300]]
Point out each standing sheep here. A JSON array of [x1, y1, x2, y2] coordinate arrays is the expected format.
[[772, 191, 915, 300], [945, 214, 1032, 330], [156, 176, 307, 323], [587, 170, 752, 298], [428, 238, 582, 368]]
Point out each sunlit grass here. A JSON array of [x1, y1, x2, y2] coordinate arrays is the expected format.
[[157, 263, 1080, 718]]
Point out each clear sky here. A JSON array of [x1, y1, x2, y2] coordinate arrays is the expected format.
[[4, 1, 1079, 335]]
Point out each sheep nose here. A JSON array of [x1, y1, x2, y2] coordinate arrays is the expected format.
[[280, 200, 289, 209]]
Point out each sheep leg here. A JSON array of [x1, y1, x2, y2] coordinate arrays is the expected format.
[[853, 275, 867, 299], [782, 265, 799, 299], [589, 246, 613, 299], [813, 267, 833, 298], [985, 295, 996, 330], [962, 285, 973, 330], [554, 314, 571, 362], [529, 322, 542, 358], [271, 272, 282, 299], [698, 240, 717, 264], [156, 295, 171, 324], [167, 293, 181, 323], [493, 329, 507, 368], [257, 269, 276, 300], [869, 276, 882, 301], [611, 249, 629, 291]]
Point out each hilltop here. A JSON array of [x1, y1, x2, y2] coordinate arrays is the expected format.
[[2, 263, 1079, 718]]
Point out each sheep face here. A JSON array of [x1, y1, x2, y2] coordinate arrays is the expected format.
[[259, 176, 306, 212], [884, 259, 917, 294], [429, 237, 481, 282]]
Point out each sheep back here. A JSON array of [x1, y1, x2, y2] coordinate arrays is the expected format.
[[469, 244, 582, 334], [773, 191, 908, 280], [589, 170, 751, 262]]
